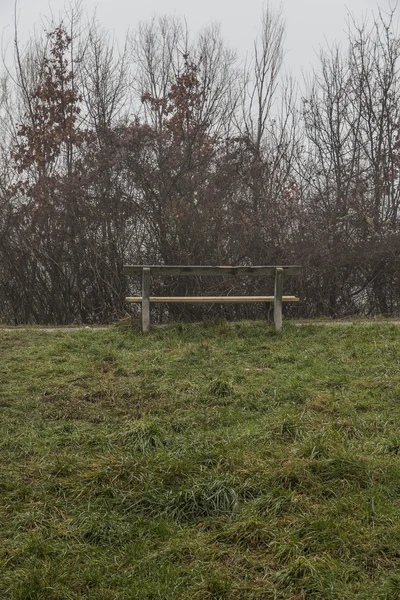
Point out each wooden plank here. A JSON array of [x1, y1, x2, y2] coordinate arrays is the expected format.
[[142, 267, 150, 333], [124, 265, 301, 277], [274, 268, 284, 331], [126, 296, 299, 303]]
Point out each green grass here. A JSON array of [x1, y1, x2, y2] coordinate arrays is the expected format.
[[1, 320, 400, 599]]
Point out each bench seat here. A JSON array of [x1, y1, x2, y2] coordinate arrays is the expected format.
[[126, 296, 299, 303]]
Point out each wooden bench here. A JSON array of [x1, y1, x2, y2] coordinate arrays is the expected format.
[[124, 265, 301, 332]]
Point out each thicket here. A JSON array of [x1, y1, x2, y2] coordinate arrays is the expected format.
[[1, 3, 400, 323]]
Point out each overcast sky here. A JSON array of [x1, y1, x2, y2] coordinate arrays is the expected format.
[[0, 0, 397, 77]]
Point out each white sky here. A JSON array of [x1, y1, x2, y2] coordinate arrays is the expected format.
[[0, 0, 396, 77]]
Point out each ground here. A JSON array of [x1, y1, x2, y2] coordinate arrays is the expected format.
[[1, 320, 400, 599]]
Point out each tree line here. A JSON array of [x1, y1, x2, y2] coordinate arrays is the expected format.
[[0, 4, 399, 323]]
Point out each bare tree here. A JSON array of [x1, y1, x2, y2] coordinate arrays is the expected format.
[[79, 22, 131, 135], [299, 7, 400, 316], [131, 16, 186, 131]]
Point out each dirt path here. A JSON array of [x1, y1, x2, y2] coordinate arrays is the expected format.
[[1, 321, 400, 332], [295, 320, 400, 326], [0, 327, 110, 332]]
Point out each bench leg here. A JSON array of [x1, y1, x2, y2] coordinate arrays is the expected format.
[[142, 267, 150, 333], [274, 268, 283, 330]]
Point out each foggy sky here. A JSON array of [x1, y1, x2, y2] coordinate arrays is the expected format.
[[0, 0, 396, 77]]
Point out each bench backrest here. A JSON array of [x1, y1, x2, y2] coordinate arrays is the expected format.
[[124, 265, 301, 276]]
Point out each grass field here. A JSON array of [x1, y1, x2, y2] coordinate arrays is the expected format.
[[1, 320, 400, 599]]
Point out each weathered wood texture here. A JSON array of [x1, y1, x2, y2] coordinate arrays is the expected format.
[[125, 296, 299, 303], [274, 268, 284, 331], [141, 267, 150, 333], [124, 265, 301, 277], [124, 265, 301, 332]]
